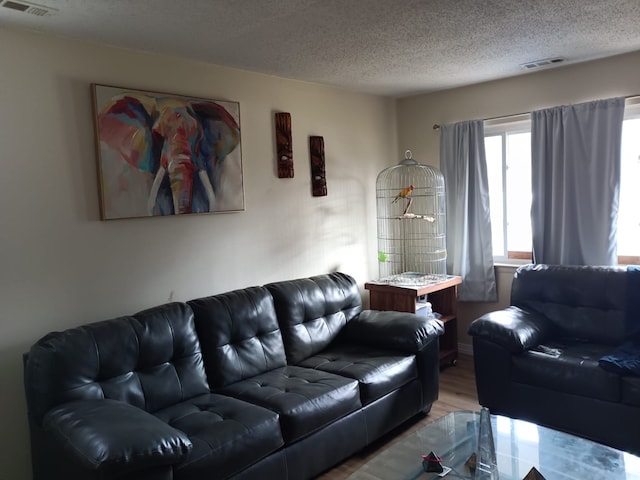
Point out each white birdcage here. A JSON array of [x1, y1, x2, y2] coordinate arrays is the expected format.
[[376, 150, 446, 281]]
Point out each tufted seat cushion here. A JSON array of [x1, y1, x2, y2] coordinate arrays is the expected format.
[[217, 365, 361, 444], [512, 340, 621, 402], [297, 344, 417, 405], [154, 394, 283, 480]]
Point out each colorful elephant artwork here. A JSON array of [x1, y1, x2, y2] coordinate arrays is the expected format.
[[93, 84, 244, 219]]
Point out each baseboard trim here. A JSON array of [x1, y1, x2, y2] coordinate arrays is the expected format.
[[458, 342, 473, 356]]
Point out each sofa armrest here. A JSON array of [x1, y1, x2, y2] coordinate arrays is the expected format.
[[42, 399, 191, 475], [468, 306, 556, 353], [344, 310, 444, 353]]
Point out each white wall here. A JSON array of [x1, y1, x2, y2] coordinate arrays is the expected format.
[[0, 27, 398, 478], [397, 50, 640, 352]]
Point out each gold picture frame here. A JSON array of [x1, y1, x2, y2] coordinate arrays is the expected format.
[[92, 84, 244, 220]]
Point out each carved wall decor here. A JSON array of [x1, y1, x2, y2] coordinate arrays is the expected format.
[[275, 112, 294, 178], [309, 136, 327, 196]]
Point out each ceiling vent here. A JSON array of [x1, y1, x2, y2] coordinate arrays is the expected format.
[[1, 0, 57, 16], [520, 57, 566, 70]]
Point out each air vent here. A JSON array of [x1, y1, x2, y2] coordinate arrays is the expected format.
[[1, 0, 57, 16], [520, 57, 565, 70]]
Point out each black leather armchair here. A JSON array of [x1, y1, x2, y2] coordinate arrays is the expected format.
[[24, 272, 443, 479], [468, 264, 640, 454]]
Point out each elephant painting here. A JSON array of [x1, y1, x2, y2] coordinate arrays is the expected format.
[[93, 85, 243, 219]]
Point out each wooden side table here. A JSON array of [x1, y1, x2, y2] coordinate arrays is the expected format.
[[364, 276, 462, 367]]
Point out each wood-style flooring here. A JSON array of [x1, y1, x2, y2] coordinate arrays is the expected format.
[[318, 354, 480, 479]]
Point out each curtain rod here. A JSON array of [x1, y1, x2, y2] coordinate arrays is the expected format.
[[432, 94, 640, 131]]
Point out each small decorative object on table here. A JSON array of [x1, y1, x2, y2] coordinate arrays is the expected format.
[[465, 452, 477, 472], [476, 407, 499, 479], [522, 467, 546, 480], [422, 451, 443, 473]]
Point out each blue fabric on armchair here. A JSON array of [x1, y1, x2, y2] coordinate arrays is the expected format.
[[598, 266, 640, 376], [599, 339, 640, 376]]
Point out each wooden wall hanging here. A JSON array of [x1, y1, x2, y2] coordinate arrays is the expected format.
[[309, 136, 327, 196], [275, 112, 294, 178]]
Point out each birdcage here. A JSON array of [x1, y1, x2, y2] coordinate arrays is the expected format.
[[376, 150, 446, 281]]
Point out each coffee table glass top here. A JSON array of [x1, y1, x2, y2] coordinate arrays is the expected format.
[[347, 410, 640, 480]]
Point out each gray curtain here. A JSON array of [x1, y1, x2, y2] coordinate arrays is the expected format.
[[531, 97, 625, 265], [441, 120, 497, 302]]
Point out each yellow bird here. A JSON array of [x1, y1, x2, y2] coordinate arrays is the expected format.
[[392, 184, 414, 203]]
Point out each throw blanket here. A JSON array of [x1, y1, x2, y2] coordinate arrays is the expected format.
[[599, 266, 640, 376], [627, 266, 640, 336], [600, 340, 640, 376]]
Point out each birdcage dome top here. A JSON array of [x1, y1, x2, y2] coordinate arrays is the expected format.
[[376, 150, 444, 190]]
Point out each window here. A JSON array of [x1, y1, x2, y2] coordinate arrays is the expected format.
[[618, 101, 640, 264], [483, 99, 640, 265], [484, 115, 532, 262]]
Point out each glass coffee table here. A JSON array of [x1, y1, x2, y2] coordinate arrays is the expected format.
[[347, 411, 640, 479]]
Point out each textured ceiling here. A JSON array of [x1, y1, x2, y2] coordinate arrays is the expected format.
[[2, 0, 640, 97]]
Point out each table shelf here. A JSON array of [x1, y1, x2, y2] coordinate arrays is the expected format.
[[365, 276, 462, 368]]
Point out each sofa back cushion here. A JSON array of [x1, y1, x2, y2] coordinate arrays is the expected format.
[[188, 286, 286, 388], [265, 272, 363, 364], [25, 302, 210, 425], [511, 264, 628, 344]]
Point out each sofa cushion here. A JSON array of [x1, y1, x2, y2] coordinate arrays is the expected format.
[[512, 340, 620, 402], [216, 365, 361, 443], [43, 399, 192, 475], [599, 340, 640, 376], [343, 309, 443, 354], [297, 344, 417, 405], [511, 264, 627, 345], [154, 394, 283, 480], [468, 306, 557, 353], [25, 302, 210, 423], [265, 272, 362, 364], [188, 287, 287, 388]]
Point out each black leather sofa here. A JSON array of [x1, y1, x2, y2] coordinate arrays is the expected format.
[[468, 264, 640, 454], [24, 272, 443, 480]]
